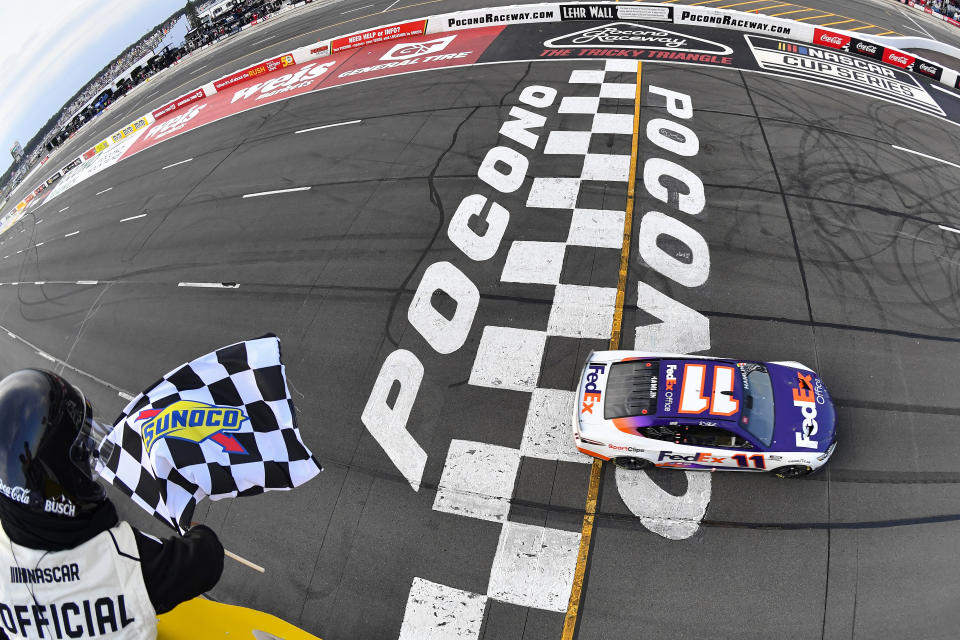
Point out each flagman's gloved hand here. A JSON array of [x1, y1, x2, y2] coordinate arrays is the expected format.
[[133, 523, 225, 614]]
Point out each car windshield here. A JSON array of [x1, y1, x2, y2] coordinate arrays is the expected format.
[[737, 363, 775, 446]]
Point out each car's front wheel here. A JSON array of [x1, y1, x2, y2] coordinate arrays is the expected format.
[[612, 457, 652, 471], [774, 465, 813, 479]]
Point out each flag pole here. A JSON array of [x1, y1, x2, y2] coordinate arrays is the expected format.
[[225, 548, 265, 573]]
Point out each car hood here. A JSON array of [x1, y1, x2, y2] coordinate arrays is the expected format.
[[768, 362, 836, 453]]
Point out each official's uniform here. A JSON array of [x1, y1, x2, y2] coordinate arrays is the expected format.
[[0, 522, 155, 639], [0, 500, 222, 640]]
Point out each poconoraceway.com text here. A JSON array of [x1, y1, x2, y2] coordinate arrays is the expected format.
[[448, 10, 554, 27], [679, 10, 791, 35]]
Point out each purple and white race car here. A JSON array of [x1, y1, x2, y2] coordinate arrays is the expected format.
[[573, 351, 837, 478]]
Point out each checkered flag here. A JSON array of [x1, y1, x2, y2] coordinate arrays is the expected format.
[[96, 334, 322, 532]]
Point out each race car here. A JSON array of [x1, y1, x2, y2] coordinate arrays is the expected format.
[[573, 351, 837, 478]]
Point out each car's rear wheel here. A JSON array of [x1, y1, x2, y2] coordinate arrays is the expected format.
[[612, 457, 652, 471], [774, 465, 813, 479]]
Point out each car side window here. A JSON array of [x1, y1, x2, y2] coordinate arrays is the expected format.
[[641, 425, 755, 450]]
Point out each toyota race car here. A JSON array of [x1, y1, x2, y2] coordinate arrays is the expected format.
[[574, 352, 837, 478]]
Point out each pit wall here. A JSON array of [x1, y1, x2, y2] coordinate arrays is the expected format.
[[6, 2, 957, 226]]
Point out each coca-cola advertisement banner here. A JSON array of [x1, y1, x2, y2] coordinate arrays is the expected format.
[[882, 48, 915, 69], [330, 20, 428, 54], [812, 29, 850, 51], [849, 37, 884, 60], [914, 59, 943, 81]]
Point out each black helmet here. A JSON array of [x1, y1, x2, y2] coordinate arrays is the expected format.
[[0, 370, 107, 518]]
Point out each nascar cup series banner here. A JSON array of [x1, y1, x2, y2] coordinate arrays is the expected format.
[[96, 335, 322, 532]]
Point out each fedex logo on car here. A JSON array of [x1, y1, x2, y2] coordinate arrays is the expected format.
[[581, 363, 606, 415], [792, 371, 821, 449], [657, 451, 727, 464], [662, 364, 678, 412]]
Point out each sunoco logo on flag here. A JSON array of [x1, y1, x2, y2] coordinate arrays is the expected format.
[[97, 334, 322, 532], [138, 401, 249, 454]]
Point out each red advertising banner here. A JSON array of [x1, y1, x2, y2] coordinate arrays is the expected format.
[[330, 20, 428, 54], [883, 48, 915, 68], [213, 54, 295, 91], [82, 148, 97, 161], [812, 29, 850, 50], [153, 87, 208, 120]]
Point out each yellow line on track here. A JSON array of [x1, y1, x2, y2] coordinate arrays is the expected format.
[[753, 3, 792, 11], [875, 30, 896, 35], [794, 13, 834, 21], [561, 61, 643, 640], [848, 24, 880, 31], [769, 8, 815, 16], [819, 18, 856, 27], [717, 0, 770, 9]]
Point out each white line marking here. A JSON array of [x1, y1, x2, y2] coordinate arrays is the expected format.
[[76, 280, 99, 285], [2, 256, 6, 260], [899, 7, 934, 37], [6, 332, 13, 338], [398, 579, 486, 640], [35, 242, 44, 247], [177, 282, 240, 289], [242, 186, 311, 198], [96, 187, 113, 195], [548, 285, 618, 339], [342, 3, 374, 13], [433, 440, 521, 523], [120, 213, 147, 222], [501, 241, 565, 285], [892, 144, 960, 171], [940, 224, 960, 235], [382, 0, 402, 10], [294, 120, 361, 134], [15, 250, 22, 254], [487, 521, 581, 612], [118, 391, 134, 401], [162, 158, 193, 170], [616, 466, 712, 540], [34, 282, 45, 285], [931, 83, 960, 101], [36, 351, 56, 362], [521, 389, 585, 463], [64, 230, 79, 237], [58, 206, 70, 213], [469, 326, 546, 392]]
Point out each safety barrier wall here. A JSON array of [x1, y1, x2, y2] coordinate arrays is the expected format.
[[890, 0, 960, 28], [7, 2, 959, 223]]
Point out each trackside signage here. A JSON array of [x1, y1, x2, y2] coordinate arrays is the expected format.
[[675, 7, 802, 38], [152, 88, 207, 120], [330, 20, 428, 53], [214, 54, 295, 90], [443, 8, 556, 29], [746, 35, 945, 117], [560, 4, 671, 22]]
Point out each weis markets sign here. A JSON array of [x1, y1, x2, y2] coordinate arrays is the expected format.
[[153, 88, 207, 120]]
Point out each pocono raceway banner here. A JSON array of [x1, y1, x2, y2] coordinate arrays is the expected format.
[[6, 1, 960, 228]]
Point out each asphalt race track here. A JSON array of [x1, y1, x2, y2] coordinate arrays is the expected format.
[[2, 1, 960, 639]]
